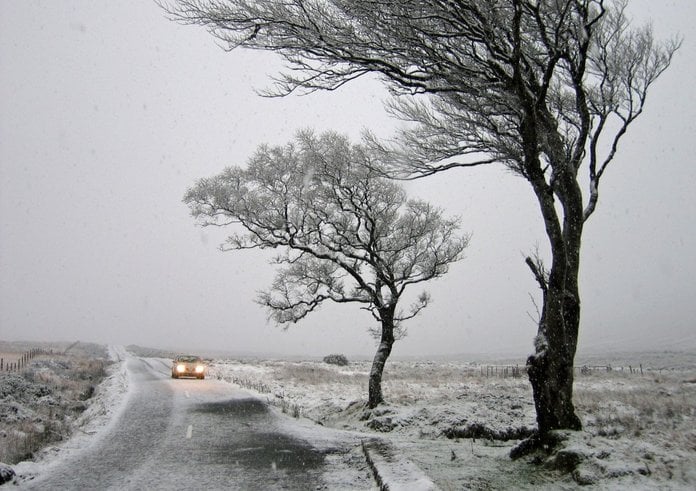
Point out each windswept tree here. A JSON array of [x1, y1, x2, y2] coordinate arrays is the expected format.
[[165, 0, 680, 438], [184, 131, 468, 408]]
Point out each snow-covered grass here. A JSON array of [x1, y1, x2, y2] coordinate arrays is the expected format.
[[3, 345, 131, 485], [0, 343, 112, 466], [208, 359, 537, 437], [209, 355, 696, 489], [2, 344, 694, 489]]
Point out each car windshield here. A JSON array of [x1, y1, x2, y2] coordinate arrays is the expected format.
[[175, 356, 201, 363]]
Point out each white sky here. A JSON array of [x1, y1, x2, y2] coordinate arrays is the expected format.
[[1, 0, 695, 358]]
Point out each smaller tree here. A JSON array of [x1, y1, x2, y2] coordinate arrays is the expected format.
[[185, 131, 469, 408]]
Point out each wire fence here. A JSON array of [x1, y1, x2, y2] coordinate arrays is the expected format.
[[1, 348, 53, 373], [577, 364, 646, 375], [479, 365, 525, 378], [476, 363, 654, 378]]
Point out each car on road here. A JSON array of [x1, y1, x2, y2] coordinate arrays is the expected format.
[[171, 355, 206, 379]]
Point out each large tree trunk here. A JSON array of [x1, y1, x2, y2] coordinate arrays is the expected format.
[[525, 165, 584, 435], [367, 312, 395, 409], [526, 285, 582, 433]]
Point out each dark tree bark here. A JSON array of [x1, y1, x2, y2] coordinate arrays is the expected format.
[[522, 130, 586, 433], [527, 282, 583, 432], [368, 308, 396, 408]]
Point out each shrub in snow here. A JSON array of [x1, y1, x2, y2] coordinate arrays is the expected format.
[[0, 463, 15, 484], [572, 467, 598, 485], [0, 374, 51, 401], [323, 354, 349, 366], [444, 422, 535, 441], [367, 416, 398, 432]]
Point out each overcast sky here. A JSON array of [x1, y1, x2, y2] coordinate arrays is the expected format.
[[1, 0, 694, 358]]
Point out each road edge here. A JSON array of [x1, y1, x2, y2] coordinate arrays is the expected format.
[[362, 438, 439, 491]]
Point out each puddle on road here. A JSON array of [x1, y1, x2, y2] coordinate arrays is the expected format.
[[218, 432, 326, 472], [193, 397, 269, 417], [191, 398, 327, 481]]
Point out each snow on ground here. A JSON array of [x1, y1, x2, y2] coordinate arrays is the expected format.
[[207, 356, 696, 490], [10, 346, 132, 484], [4, 347, 695, 489]]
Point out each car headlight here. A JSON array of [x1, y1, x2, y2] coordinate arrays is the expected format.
[[195, 365, 205, 373], [177, 364, 186, 373]]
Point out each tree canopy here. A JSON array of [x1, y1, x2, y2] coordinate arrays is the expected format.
[[185, 131, 467, 326], [167, 0, 678, 207], [184, 131, 469, 406], [169, 0, 679, 436]]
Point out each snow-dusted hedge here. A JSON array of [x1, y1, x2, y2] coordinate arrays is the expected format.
[[323, 354, 349, 366]]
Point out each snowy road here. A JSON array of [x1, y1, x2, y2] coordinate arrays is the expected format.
[[19, 355, 374, 490]]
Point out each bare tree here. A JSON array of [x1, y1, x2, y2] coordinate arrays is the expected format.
[[184, 131, 468, 408], [165, 0, 679, 439]]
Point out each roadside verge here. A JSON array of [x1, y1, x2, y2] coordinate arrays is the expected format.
[[362, 438, 439, 491]]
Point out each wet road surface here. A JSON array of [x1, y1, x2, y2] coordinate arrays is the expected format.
[[19, 356, 373, 490]]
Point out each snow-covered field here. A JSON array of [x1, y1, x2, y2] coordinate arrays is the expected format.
[[207, 355, 696, 489], [2, 346, 695, 489]]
